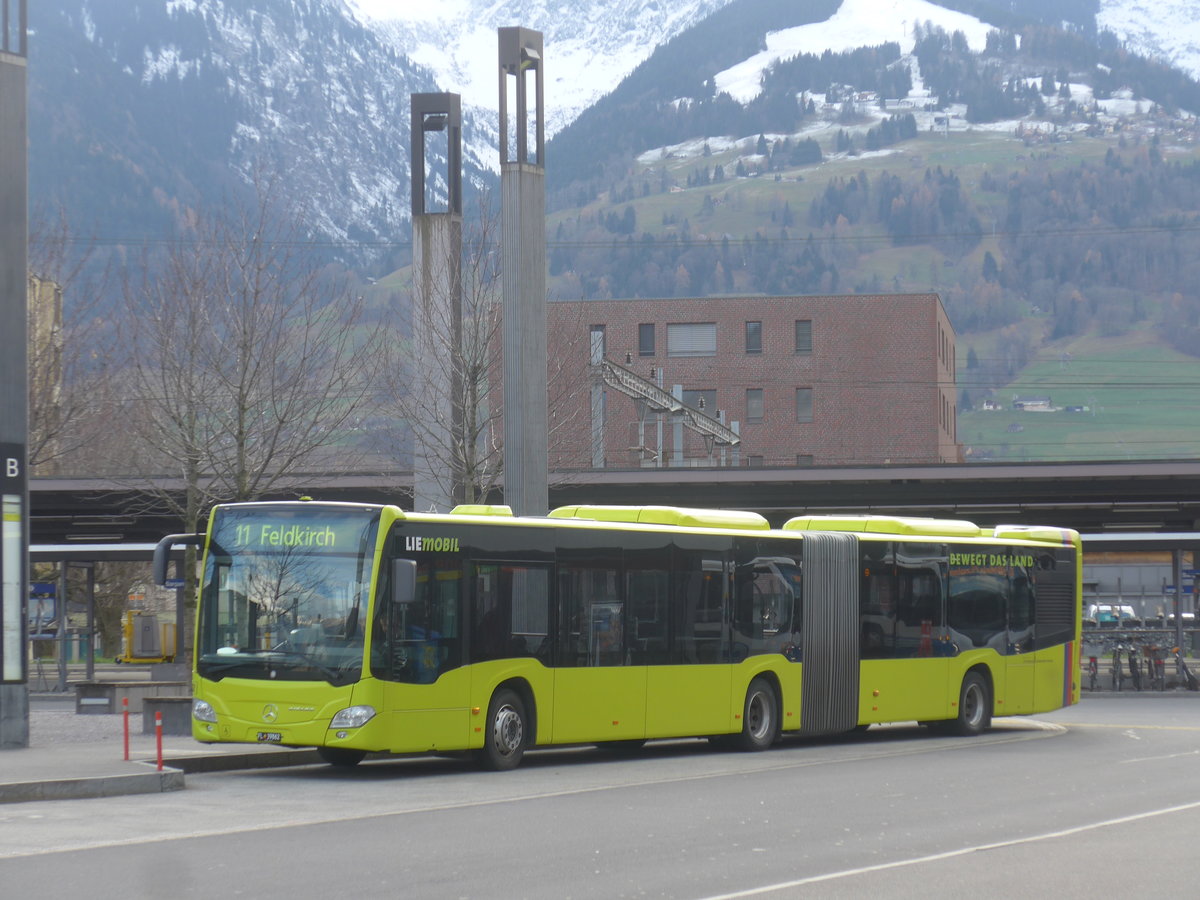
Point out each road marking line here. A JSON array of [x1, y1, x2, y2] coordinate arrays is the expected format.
[[1059, 722, 1200, 731], [1122, 749, 1200, 764], [696, 799, 1200, 899]]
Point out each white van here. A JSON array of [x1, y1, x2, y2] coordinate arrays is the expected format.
[[1086, 603, 1137, 627]]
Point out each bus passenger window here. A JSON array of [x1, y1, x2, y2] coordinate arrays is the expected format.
[[948, 570, 1007, 651], [676, 555, 726, 664], [373, 559, 462, 684], [733, 557, 799, 660], [1009, 566, 1034, 653], [627, 566, 670, 664], [471, 564, 550, 663], [559, 565, 623, 666], [860, 568, 895, 659]]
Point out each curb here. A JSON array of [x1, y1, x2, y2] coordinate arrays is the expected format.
[[168, 748, 322, 773], [0, 765, 185, 805], [0, 749, 322, 805]]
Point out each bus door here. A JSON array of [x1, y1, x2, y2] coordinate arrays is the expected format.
[[861, 542, 949, 725], [1004, 561, 1036, 714], [645, 546, 731, 738], [553, 551, 646, 743], [371, 548, 471, 753]]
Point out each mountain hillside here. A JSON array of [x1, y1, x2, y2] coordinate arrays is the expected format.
[[28, 0, 490, 271]]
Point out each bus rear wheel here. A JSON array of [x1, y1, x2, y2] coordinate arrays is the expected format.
[[734, 678, 779, 752], [478, 688, 527, 771], [951, 672, 991, 736]]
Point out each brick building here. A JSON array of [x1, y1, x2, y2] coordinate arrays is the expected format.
[[546, 293, 960, 470]]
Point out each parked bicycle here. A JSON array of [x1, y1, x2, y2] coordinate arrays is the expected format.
[[1127, 642, 1142, 691], [1175, 646, 1199, 691], [1111, 638, 1125, 692], [1083, 639, 1105, 691], [1144, 644, 1167, 691]]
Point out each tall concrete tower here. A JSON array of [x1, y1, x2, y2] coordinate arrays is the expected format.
[[498, 27, 548, 516], [410, 93, 463, 512], [0, 0, 29, 749]]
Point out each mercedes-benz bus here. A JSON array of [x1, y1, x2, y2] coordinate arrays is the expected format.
[[154, 501, 1080, 769]]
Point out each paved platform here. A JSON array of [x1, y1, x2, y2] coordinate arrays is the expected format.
[[1, 700, 321, 804]]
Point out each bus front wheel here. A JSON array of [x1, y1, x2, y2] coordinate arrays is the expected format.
[[735, 678, 779, 752], [478, 688, 527, 771], [951, 672, 991, 736]]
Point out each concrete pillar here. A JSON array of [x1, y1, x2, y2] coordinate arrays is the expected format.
[[0, 0, 29, 749], [499, 27, 548, 516], [410, 94, 463, 512]]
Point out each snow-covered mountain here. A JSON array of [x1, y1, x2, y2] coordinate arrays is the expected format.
[[28, 0, 492, 267], [351, 0, 1200, 130], [24, 0, 1200, 273], [346, 0, 735, 136], [713, 0, 994, 103], [1099, 0, 1200, 80]]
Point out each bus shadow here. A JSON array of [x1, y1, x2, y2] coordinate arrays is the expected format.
[[228, 722, 1019, 785]]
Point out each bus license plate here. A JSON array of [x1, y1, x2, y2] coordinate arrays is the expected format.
[[256, 731, 283, 743]]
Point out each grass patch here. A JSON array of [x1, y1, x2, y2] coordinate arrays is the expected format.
[[960, 332, 1200, 460]]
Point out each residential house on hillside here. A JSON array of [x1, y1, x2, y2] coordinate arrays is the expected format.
[[1013, 396, 1053, 411]]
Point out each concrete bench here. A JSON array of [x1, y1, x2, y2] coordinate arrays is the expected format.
[[142, 696, 193, 735], [74, 681, 190, 715]]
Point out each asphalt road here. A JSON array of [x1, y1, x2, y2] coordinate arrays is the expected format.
[[1, 695, 1198, 899]]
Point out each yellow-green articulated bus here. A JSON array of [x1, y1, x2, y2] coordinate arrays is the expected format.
[[153, 501, 1081, 769]]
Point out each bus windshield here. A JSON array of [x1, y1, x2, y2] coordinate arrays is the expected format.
[[196, 505, 380, 685]]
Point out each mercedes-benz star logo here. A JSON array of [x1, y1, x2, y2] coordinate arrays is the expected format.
[[262, 704, 278, 723]]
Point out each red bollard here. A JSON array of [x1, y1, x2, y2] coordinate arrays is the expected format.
[[123, 697, 129, 761], [155, 711, 164, 772]]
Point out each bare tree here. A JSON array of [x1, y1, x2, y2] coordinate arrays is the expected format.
[[119, 178, 380, 541], [380, 197, 505, 508], [27, 206, 114, 475], [89, 562, 147, 658], [375, 198, 606, 509]]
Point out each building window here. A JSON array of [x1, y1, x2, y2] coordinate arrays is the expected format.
[[796, 388, 813, 423], [682, 389, 717, 414], [638, 323, 655, 357], [796, 454, 813, 466], [746, 455, 764, 467], [667, 322, 717, 357], [589, 325, 606, 365], [794, 319, 812, 354], [745, 321, 762, 354], [746, 389, 764, 423]]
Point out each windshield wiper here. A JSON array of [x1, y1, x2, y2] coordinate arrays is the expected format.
[[203, 647, 351, 684], [268, 647, 346, 683]]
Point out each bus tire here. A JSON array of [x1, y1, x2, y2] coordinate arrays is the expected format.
[[951, 672, 991, 736], [735, 678, 779, 751], [318, 747, 366, 768], [478, 688, 527, 771]]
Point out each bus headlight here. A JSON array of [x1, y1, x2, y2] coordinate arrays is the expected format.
[[192, 699, 218, 723], [330, 705, 376, 729]]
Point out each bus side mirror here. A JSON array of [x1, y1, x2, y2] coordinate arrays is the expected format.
[[392, 559, 417, 605], [152, 533, 204, 586]]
